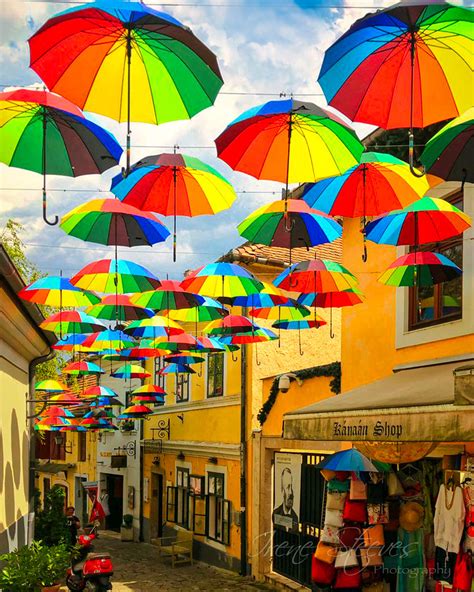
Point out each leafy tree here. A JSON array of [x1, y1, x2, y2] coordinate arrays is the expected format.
[[34, 486, 71, 547]]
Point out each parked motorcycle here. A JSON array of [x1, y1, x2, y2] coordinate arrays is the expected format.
[[66, 525, 113, 591]]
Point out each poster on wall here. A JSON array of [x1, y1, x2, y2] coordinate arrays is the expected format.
[[273, 452, 302, 532]]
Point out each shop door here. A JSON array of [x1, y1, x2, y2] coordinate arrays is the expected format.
[[152, 474, 164, 538], [273, 453, 325, 587], [105, 474, 123, 532]]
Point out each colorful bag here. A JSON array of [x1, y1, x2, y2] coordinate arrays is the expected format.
[[315, 541, 338, 564], [321, 524, 340, 545], [335, 548, 359, 569], [334, 567, 362, 589], [363, 524, 385, 546], [311, 554, 336, 585], [360, 547, 383, 567], [325, 508, 344, 527], [326, 491, 347, 511], [339, 524, 362, 548], [343, 498, 368, 523], [367, 481, 386, 504], [328, 479, 350, 493], [452, 550, 473, 592], [387, 472, 404, 497], [367, 502, 389, 525], [350, 478, 368, 500]]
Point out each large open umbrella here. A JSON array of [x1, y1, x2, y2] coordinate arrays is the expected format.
[[130, 280, 203, 312], [111, 153, 237, 261], [0, 88, 122, 225], [378, 252, 462, 287], [29, 1, 224, 172], [167, 296, 228, 324], [273, 259, 358, 294], [82, 329, 135, 352], [40, 310, 106, 335], [124, 315, 184, 339], [111, 364, 151, 380], [63, 361, 104, 376], [71, 259, 161, 294], [19, 276, 100, 307], [85, 294, 154, 323], [317, 448, 378, 472], [203, 315, 258, 336], [420, 107, 474, 184]]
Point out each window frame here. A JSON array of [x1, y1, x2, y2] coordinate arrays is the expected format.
[[408, 190, 464, 331], [154, 357, 167, 392], [175, 372, 191, 403], [175, 467, 190, 529], [206, 352, 225, 398], [206, 471, 230, 545]]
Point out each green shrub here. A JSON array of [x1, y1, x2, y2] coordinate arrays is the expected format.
[[34, 486, 70, 546]]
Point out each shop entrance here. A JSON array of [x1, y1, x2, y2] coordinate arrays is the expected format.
[[74, 476, 88, 526], [105, 474, 123, 532], [152, 473, 164, 538]]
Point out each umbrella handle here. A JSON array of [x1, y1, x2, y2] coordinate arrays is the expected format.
[[298, 328, 304, 356], [362, 242, 368, 263], [43, 189, 58, 226], [231, 351, 238, 363], [197, 363, 203, 378], [284, 215, 295, 233], [408, 131, 425, 178], [255, 345, 261, 366]]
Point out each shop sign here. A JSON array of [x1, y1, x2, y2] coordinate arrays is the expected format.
[[333, 419, 403, 439], [273, 453, 302, 532]]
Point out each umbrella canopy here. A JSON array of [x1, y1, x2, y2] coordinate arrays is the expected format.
[[111, 153, 237, 261], [181, 263, 264, 301], [194, 336, 229, 353], [204, 314, 257, 336], [0, 88, 122, 225], [249, 303, 310, 321], [420, 107, 474, 183], [219, 327, 277, 344], [273, 318, 326, 330], [131, 385, 167, 396], [297, 290, 363, 308], [40, 310, 106, 334], [131, 394, 164, 406], [167, 296, 228, 323], [230, 282, 291, 308], [63, 361, 104, 376], [89, 396, 124, 408], [19, 276, 100, 307], [86, 294, 154, 322], [215, 99, 363, 184], [318, 2, 473, 129], [152, 333, 202, 352], [118, 404, 154, 419], [237, 199, 342, 261], [71, 259, 161, 294], [164, 354, 205, 365], [378, 251, 462, 287], [111, 364, 151, 379], [35, 379, 68, 393], [159, 363, 195, 375], [124, 315, 184, 339], [42, 405, 75, 418], [131, 280, 204, 311], [119, 341, 171, 359], [60, 198, 170, 247], [365, 197, 471, 246], [316, 448, 378, 472], [301, 152, 437, 221], [48, 392, 83, 406], [81, 386, 118, 399], [36, 416, 72, 429], [273, 259, 358, 294], [82, 329, 135, 351], [52, 334, 91, 353]]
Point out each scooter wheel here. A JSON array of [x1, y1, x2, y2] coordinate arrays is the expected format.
[[65, 574, 86, 591]]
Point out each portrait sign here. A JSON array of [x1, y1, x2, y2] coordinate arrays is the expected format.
[[273, 452, 302, 532]]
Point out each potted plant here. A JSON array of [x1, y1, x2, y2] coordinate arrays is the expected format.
[[120, 513, 134, 542], [37, 543, 71, 592]]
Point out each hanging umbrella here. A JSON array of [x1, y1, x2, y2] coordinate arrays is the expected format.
[[119, 341, 171, 359], [167, 296, 228, 324], [316, 448, 378, 472], [41, 405, 75, 418], [111, 364, 151, 379], [0, 88, 122, 225], [230, 282, 292, 308], [152, 333, 202, 352], [124, 315, 184, 339], [63, 361, 104, 376], [219, 327, 278, 345], [181, 263, 264, 302], [117, 404, 154, 420], [60, 198, 170, 247], [131, 280, 204, 312], [131, 385, 167, 396], [52, 334, 91, 353], [317, 2, 473, 171], [273, 259, 358, 294], [81, 386, 118, 399], [204, 315, 258, 336], [85, 294, 154, 322], [159, 363, 195, 375], [111, 153, 237, 261], [71, 259, 161, 294], [82, 329, 135, 351], [238, 199, 342, 265], [35, 379, 69, 393], [420, 107, 474, 184], [29, 2, 223, 172], [215, 99, 363, 189], [47, 392, 83, 406], [272, 315, 326, 355], [165, 354, 205, 365], [131, 394, 164, 406], [194, 336, 230, 353], [378, 252, 462, 287], [40, 310, 106, 335], [19, 276, 99, 307], [365, 197, 471, 246], [36, 416, 72, 430], [249, 304, 310, 321]]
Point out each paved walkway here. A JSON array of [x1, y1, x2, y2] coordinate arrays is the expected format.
[[83, 532, 274, 592]]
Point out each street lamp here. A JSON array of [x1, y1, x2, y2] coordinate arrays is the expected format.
[[53, 433, 73, 454]]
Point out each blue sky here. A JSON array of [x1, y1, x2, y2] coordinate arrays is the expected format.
[[0, 0, 378, 281]]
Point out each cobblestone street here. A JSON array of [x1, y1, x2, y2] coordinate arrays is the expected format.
[[83, 533, 274, 592]]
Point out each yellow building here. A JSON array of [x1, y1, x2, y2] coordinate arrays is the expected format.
[[141, 240, 341, 573], [0, 245, 55, 553]]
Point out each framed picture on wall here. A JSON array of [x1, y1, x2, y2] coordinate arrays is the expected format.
[[272, 452, 302, 532]]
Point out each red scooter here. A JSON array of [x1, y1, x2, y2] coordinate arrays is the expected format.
[[66, 526, 113, 592]]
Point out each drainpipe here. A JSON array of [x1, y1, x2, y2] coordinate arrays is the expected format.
[[139, 418, 144, 541], [240, 341, 248, 575], [28, 349, 56, 544]]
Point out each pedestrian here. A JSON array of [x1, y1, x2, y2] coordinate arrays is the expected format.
[[66, 505, 81, 546]]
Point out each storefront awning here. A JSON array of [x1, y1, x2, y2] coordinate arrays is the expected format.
[[34, 462, 75, 474], [283, 360, 474, 442]]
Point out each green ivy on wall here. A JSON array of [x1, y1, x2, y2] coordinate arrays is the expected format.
[[257, 361, 341, 426]]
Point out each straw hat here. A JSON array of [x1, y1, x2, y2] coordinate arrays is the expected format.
[[400, 502, 424, 532]]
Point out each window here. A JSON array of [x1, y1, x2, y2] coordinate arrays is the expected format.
[[408, 191, 463, 330], [176, 467, 190, 528], [35, 432, 65, 461], [154, 357, 167, 391], [176, 373, 190, 403], [78, 432, 87, 462], [206, 472, 230, 545], [207, 353, 224, 398]]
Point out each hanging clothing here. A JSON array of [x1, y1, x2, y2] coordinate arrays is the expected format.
[[434, 546, 457, 585], [434, 484, 465, 553], [396, 527, 424, 592]]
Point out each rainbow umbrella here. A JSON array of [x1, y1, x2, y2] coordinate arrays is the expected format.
[[60, 198, 170, 247], [238, 199, 342, 264], [230, 282, 291, 308], [219, 327, 277, 344], [215, 99, 363, 188], [80, 417, 117, 430], [111, 153, 237, 261], [152, 333, 202, 352], [195, 336, 229, 353], [273, 318, 326, 330], [131, 280, 203, 312], [29, 2, 223, 172], [365, 197, 471, 247], [124, 315, 184, 339], [318, 3, 472, 132], [35, 379, 69, 393], [48, 392, 83, 406], [165, 354, 205, 365], [35, 416, 72, 430], [131, 394, 164, 406], [131, 385, 167, 396], [421, 107, 474, 184], [117, 404, 154, 419], [85, 294, 154, 322], [273, 259, 358, 294], [204, 315, 257, 336], [41, 405, 75, 418], [119, 342, 170, 359], [52, 334, 92, 354], [81, 386, 118, 399], [19, 276, 99, 307], [378, 252, 462, 287], [249, 304, 310, 321], [167, 297, 228, 324], [82, 329, 135, 351], [71, 259, 161, 294], [317, 448, 377, 472], [159, 363, 195, 375], [40, 310, 106, 335], [111, 364, 151, 379], [181, 263, 264, 302], [0, 88, 121, 225], [63, 361, 104, 376]]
